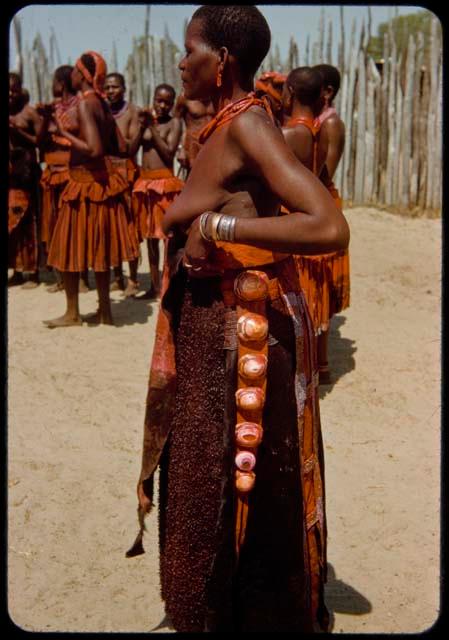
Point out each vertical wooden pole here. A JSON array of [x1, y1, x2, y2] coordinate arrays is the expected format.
[[12, 16, 23, 77], [318, 8, 325, 63], [392, 54, 403, 206], [364, 57, 380, 202], [326, 19, 333, 65], [400, 35, 415, 208], [354, 49, 366, 203], [342, 19, 357, 202], [385, 36, 397, 206], [426, 16, 439, 209], [410, 31, 423, 207]]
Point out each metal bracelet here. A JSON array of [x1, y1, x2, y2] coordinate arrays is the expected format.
[[210, 213, 222, 241], [222, 216, 234, 242], [216, 214, 237, 243], [216, 215, 228, 241], [199, 212, 211, 241], [229, 216, 237, 243]]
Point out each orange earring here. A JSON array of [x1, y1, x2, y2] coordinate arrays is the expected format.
[[216, 70, 222, 88]]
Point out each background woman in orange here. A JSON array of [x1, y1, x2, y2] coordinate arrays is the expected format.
[[45, 51, 139, 327], [9, 72, 43, 289], [313, 63, 349, 383], [37, 65, 90, 294]]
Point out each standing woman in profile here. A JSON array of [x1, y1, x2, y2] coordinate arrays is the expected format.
[[133, 6, 349, 633], [45, 51, 139, 327]]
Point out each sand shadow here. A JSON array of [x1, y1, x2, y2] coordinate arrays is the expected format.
[[107, 269, 158, 327], [105, 295, 155, 327], [325, 563, 372, 631], [150, 613, 175, 632], [319, 314, 357, 399]]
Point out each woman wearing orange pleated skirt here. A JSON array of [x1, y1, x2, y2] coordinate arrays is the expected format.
[[45, 51, 139, 328]]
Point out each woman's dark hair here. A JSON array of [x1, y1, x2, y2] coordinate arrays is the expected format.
[[191, 5, 271, 77], [314, 64, 341, 98], [54, 65, 75, 92], [155, 83, 176, 101], [287, 67, 323, 107], [81, 53, 96, 76]]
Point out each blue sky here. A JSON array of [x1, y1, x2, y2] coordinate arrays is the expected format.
[[9, 4, 424, 73]]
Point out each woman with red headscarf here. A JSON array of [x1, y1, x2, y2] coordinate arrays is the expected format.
[[45, 51, 139, 327]]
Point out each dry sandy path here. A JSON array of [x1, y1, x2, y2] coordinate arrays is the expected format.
[[7, 206, 441, 633]]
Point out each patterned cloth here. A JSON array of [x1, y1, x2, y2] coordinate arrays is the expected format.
[[135, 251, 328, 632]]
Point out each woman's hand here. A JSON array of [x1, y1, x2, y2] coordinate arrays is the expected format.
[[182, 215, 222, 278], [36, 102, 55, 119], [137, 108, 154, 130], [176, 145, 189, 169]]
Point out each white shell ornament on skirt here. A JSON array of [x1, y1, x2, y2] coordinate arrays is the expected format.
[[237, 312, 269, 342], [235, 450, 257, 472], [235, 422, 263, 448], [235, 387, 265, 412], [238, 353, 268, 380], [236, 469, 256, 492], [234, 270, 269, 301]]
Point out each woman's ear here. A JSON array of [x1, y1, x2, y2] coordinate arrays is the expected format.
[[218, 46, 229, 75], [285, 84, 294, 110]]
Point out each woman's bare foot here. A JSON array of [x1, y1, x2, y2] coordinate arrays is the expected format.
[[82, 310, 114, 326], [21, 279, 39, 290], [43, 314, 83, 328], [47, 282, 64, 293], [110, 277, 125, 292], [123, 280, 139, 298]]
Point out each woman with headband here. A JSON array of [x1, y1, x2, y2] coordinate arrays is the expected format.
[[44, 51, 139, 328]]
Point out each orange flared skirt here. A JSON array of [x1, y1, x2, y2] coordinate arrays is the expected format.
[[47, 160, 140, 272], [132, 168, 184, 242], [40, 157, 70, 246]]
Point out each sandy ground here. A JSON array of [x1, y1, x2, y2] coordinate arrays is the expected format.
[[7, 206, 441, 633]]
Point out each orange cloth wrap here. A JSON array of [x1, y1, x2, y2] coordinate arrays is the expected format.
[[75, 50, 107, 97], [40, 164, 70, 245], [47, 159, 139, 272], [132, 168, 184, 241], [293, 186, 349, 333], [8, 189, 38, 272], [283, 114, 349, 331]]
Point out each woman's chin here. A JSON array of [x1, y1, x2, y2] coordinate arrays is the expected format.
[[183, 84, 213, 103]]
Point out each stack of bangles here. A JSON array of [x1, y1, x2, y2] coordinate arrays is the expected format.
[[199, 211, 237, 243]]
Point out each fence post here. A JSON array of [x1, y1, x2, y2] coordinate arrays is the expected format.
[[385, 36, 397, 206], [342, 18, 357, 202], [401, 34, 415, 208], [354, 48, 366, 203]]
